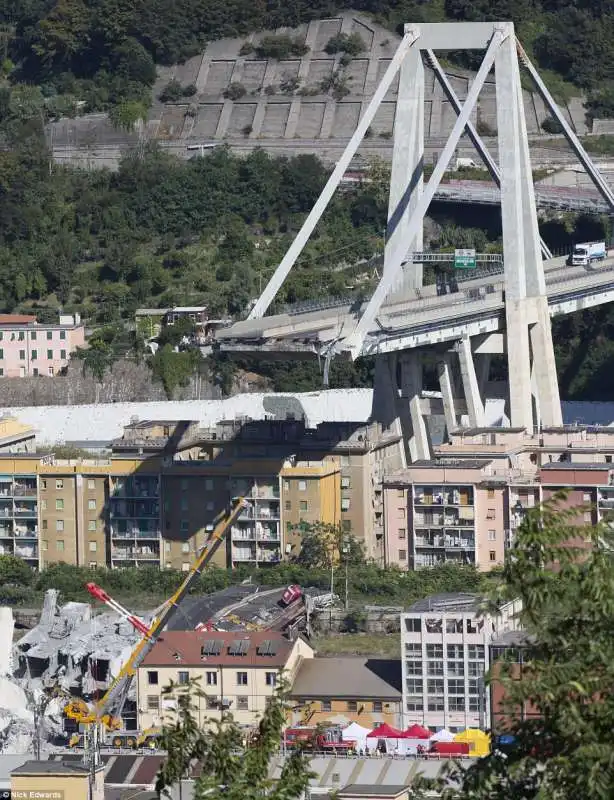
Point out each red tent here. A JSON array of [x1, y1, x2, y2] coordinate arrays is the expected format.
[[404, 724, 431, 739], [367, 723, 405, 739]]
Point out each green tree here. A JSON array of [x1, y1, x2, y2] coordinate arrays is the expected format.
[[150, 344, 200, 398], [429, 497, 614, 799], [0, 554, 33, 586], [155, 678, 312, 800], [108, 100, 148, 131], [294, 521, 364, 569]]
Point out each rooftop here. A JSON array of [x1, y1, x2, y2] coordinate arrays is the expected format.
[[340, 786, 409, 798], [291, 658, 401, 700], [407, 592, 482, 614], [140, 629, 299, 667], [491, 629, 533, 647], [0, 314, 36, 325], [12, 760, 91, 775], [541, 462, 612, 470]]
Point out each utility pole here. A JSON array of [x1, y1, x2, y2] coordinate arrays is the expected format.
[[342, 536, 350, 611]]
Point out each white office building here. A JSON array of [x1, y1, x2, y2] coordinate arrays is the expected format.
[[401, 593, 521, 731]]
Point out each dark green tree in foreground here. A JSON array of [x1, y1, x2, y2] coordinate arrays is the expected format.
[[156, 677, 312, 800], [422, 497, 614, 799]]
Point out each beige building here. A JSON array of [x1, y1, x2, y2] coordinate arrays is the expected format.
[[137, 630, 314, 729], [11, 760, 104, 800]]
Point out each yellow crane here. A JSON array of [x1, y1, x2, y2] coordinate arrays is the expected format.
[[64, 497, 247, 749]]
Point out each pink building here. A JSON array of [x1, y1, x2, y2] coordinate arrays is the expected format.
[[383, 460, 508, 572], [0, 314, 85, 378]]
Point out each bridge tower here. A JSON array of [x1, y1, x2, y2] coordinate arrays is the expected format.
[[240, 22, 614, 463]]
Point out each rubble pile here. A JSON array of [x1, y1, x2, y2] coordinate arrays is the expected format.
[[0, 589, 146, 753]]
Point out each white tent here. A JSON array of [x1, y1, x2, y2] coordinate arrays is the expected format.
[[342, 722, 371, 751], [430, 728, 455, 742]]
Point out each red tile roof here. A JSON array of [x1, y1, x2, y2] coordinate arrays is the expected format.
[[0, 314, 36, 324], [140, 630, 295, 668]]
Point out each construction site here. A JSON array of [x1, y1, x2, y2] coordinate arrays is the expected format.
[[0, 499, 334, 757]]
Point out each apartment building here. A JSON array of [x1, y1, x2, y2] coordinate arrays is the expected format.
[[136, 630, 314, 729], [0, 313, 85, 377], [400, 593, 522, 732]]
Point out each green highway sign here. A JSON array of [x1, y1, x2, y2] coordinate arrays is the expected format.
[[454, 248, 476, 269]]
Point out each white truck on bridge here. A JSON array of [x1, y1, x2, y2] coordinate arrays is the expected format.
[[567, 241, 607, 267]]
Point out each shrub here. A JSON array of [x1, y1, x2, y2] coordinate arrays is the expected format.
[[541, 115, 564, 134], [159, 79, 183, 102], [181, 83, 197, 98], [224, 82, 247, 100], [256, 35, 309, 60], [324, 32, 365, 57], [239, 42, 254, 56]]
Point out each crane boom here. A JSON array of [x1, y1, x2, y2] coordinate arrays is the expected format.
[[74, 497, 247, 725]]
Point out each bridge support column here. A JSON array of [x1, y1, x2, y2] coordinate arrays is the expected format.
[[457, 336, 484, 427], [371, 354, 407, 467], [437, 355, 458, 434], [400, 353, 430, 461], [496, 32, 561, 429], [385, 42, 424, 294]]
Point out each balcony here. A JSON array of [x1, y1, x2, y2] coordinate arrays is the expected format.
[[112, 548, 160, 561], [232, 550, 257, 562], [232, 527, 257, 541], [14, 526, 38, 538], [112, 478, 159, 499], [111, 528, 161, 540], [254, 501, 280, 520], [257, 532, 280, 543], [0, 525, 12, 538], [13, 482, 37, 497], [15, 545, 38, 559], [257, 549, 281, 563], [110, 500, 159, 519], [14, 503, 37, 518]]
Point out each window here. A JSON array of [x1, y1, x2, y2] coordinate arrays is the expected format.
[[468, 697, 481, 712], [55, 499, 64, 510], [164, 542, 171, 553], [584, 511, 592, 523], [467, 645, 484, 660], [181, 497, 188, 511], [182, 563, 190, 572], [31, 350, 37, 361], [468, 679, 481, 695], [87, 479, 95, 490], [56, 480, 63, 490], [206, 672, 217, 686], [265, 672, 277, 687], [298, 480, 306, 491], [206, 697, 217, 710], [42, 540, 48, 551], [347, 700, 358, 712], [321, 700, 331, 712], [372, 701, 382, 713], [341, 498, 350, 511], [583, 492, 592, 502], [237, 696, 249, 710], [398, 528, 406, 539], [405, 679, 423, 693], [448, 696, 465, 712], [88, 521, 96, 531], [406, 697, 423, 711], [398, 507, 405, 518], [42, 520, 48, 531], [19, 350, 25, 360], [47, 350, 53, 359], [468, 662, 485, 677], [489, 550, 496, 562], [41, 499, 47, 510], [448, 679, 465, 694], [88, 542, 97, 552], [48, 367, 54, 376], [405, 660, 422, 675], [0, 349, 3, 360], [30, 332, 35, 341], [18, 331, 24, 341], [181, 542, 190, 553], [427, 698, 445, 711], [60, 349, 66, 360], [488, 529, 496, 541], [404, 617, 421, 633], [299, 501, 308, 512], [56, 540, 64, 551], [148, 671, 159, 685], [285, 501, 291, 511], [236, 672, 248, 685], [405, 642, 421, 655], [447, 661, 464, 676], [487, 488, 495, 499], [180, 520, 188, 532], [283, 481, 290, 491], [205, 479, 213, 491], [426, 644, 443, 659], [341, 477, 351, 489], [427, 660, 444, 676], [60, 330, 66, 340], [56, 520, 64, 532], [486, 508, 496, 519], [46, 331, 52, 340], [32, 368, 38, 376], [147, 695, 160, 711], [427, 679, 444, 694], [445, 618, 463, 634], [88, 499, 96, 511]]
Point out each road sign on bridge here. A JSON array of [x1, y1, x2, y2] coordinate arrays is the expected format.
[[454, 249, 477, 269]]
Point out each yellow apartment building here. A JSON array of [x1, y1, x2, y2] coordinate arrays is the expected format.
[[136, 629, 314, 729]]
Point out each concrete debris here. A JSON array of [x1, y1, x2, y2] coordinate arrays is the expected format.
[[0, 589, 148, 754]]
